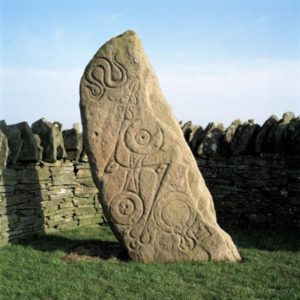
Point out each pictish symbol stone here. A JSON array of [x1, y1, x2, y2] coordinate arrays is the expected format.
[[80, 30, 241, 263]]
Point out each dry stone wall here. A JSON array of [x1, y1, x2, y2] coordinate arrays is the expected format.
[[182, 112, 300, 229], [0, 161, 102, 246], [0, 119, 102, 246], [0, 112, 299, 246]]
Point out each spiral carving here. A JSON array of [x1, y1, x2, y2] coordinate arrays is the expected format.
[[83, 55, 127, 100]]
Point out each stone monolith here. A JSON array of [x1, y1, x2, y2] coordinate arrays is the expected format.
[[80, 30, 241, 263]]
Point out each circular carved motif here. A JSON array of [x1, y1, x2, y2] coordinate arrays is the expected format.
[[110, 191, 143, 225], [161, 200, 190, 227], [135, 129, 151, 145], [125, 119, 163, 154], [154, 192, 196, 233]]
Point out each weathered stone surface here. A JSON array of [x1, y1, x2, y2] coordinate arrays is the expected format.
[[79, 141, 89, 162], [189, 125, 204, 153], [222, 119, 242, 154], [182, 121, 194, 143], [80, 30, 240, 263], [0, 129, 9, 173], [1, 123, 23, 164], [33, 134, 44, 161], [197, 123, 224, 156], [63, 124, 83, 161], [273, 112, 295, 153], [32, 118, 67, 162], [255, 115, 278, 154], [286, 116, 300, 154], [16, 122, 40, 162], [231, 120, 260, 155]]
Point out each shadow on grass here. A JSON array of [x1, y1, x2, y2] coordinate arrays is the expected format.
[[20, 228, 129, 261], [18, 224, 300, 262]]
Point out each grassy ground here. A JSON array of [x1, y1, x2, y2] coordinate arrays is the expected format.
[[0, 224, 299, 300]]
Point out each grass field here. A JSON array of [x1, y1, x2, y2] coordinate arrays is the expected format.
[[0, 224, 299, 300]]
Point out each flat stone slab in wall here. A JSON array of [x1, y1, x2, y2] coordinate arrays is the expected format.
[[80, 30, 241, 263]]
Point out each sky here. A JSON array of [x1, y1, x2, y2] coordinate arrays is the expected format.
[[0, 0, 300, 129]]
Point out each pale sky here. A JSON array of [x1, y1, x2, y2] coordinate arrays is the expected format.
[[1, 0, 300, 129]]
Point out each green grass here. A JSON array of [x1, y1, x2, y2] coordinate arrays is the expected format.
[[0, 224, 299, 300]]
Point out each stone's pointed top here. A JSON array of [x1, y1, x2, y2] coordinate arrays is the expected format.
[[118, 29, 137, 38], [101, 29, 141, 52]]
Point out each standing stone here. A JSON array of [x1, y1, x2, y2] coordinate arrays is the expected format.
[[80, 30, 241, 263]]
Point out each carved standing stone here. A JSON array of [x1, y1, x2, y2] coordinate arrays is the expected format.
[[80, 30, 241, 263]]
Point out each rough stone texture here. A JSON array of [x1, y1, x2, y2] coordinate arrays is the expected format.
[[1, 123, 23, 164], [222, 119, 242, 153], [197, 154, 300, 229], [0, 160, 103, 246], [230, 120, 260, 155], [63, 124, 83, 161], [273, 112, 295, 153], [0, 129, 9, 174], [182, 121, 194, 143], [197, 123, 224, 156], [189, 125, 204, 153], [16, 122, 40, 162], [80, 30, 241, 263], [255, 115, 278, 154], [33, 134, 44, 161], [286, 117, 300, 153], [32, 118, 67, 162]]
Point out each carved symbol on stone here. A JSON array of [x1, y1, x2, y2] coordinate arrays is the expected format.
[[110, 191, 143, 225], [153, 191, 198, 252], [125, 119, 163, 154], [154, 192, 196, 234], [105, 161, 119, 173], [80, 30, 242, 263], [83, 55, 127, 100], [157, 231, 175, 251]]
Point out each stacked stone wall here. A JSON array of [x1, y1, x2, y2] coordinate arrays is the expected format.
[[0, 112, 299, 246], [0, 161, 102, 246], [197, 154, 299, 228], [0, 118, 104, 246], [182, 112, 300, 229]]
